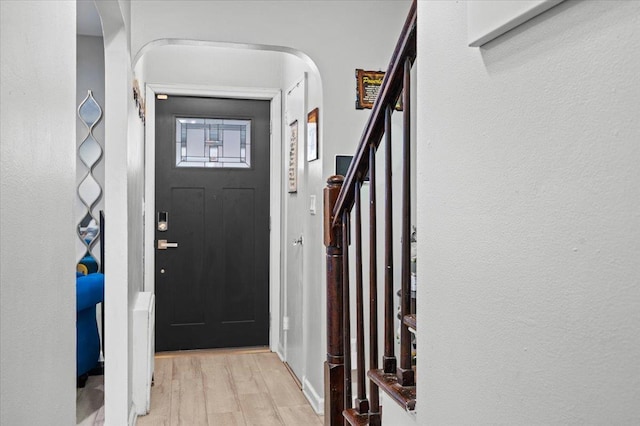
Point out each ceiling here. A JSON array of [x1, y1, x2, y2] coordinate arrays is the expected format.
[[77, 1, 103, 37]]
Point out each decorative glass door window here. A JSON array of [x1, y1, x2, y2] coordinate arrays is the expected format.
[[175, 117, 251, 168]]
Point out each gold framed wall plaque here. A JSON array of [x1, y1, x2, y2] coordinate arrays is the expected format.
[[355, 69, 385, 110]]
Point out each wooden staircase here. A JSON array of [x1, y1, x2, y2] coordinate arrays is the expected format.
[[323, 1, 417, 424]]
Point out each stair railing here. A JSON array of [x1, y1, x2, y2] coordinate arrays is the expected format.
[[324, 1, 417, 425]]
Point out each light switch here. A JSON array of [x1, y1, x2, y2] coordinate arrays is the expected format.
[[310, 195, 316, 215]]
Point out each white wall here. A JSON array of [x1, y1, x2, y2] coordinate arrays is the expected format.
[[130, 1, 411, 413], [141, 44, 285, 89], [417, 0, 640, 423], [128, 0, 407, 233], [0, 2, 77, 425]]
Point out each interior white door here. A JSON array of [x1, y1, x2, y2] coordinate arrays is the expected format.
[[283, 75, 306, 384]]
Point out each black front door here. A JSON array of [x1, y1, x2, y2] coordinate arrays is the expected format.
[[155, 95, 270, 351]]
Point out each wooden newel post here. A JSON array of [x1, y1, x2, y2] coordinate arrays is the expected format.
[[324, 175, 345, 426]]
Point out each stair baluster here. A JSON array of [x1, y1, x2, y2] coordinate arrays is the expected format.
[[323, 1, 417, 424]]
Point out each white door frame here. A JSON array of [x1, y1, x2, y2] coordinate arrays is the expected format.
[[282, 74, 308, 382], [144, 83, 283, 352]]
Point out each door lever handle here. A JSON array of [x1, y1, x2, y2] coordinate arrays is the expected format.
[[157, 239, 178, 250], [293, 236, 303, 246]]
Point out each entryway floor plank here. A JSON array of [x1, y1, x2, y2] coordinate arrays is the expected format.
[[136, 348, 323, 426]]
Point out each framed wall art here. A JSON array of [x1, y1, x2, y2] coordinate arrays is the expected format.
[[355, 69, 384, 110], [355, 69, 402, 111], [288, 120, 298, 193], [307, 108, 319, 162]]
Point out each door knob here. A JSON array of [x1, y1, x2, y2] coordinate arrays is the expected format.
[[157, 239, 178, 250]]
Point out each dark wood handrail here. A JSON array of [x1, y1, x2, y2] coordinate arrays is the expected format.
[[324, 1, 417, 424], [331, 0, 417, 227]]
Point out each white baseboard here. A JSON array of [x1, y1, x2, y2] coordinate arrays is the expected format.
[[302, 377, 324, 415], [128, 403, 137, 426], [276, 342, 286, 362]]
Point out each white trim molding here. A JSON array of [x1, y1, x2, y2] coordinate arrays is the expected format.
[[468, 0, 566, 47], [302, 376, 324, 415], [129, 404, 137, 426]]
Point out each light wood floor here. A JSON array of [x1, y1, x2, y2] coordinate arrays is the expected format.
[[76, 375, 105, 425], [137, 348, 323, 426]]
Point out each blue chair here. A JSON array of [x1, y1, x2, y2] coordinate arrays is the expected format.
[[77, 255, 99, 275], [76, 272, 104, 386]]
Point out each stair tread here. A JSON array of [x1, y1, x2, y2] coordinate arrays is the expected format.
[[403, 314, 416, 330], [367, 369, 416, 411], [343, 408, 370, 426]]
